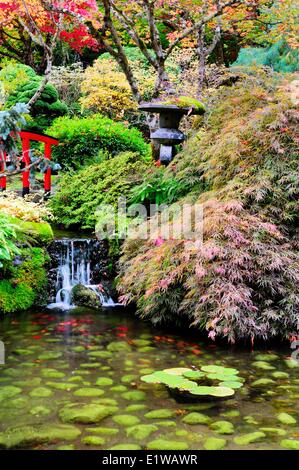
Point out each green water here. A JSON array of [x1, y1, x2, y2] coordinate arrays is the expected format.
[[0, 308, 298, 450]]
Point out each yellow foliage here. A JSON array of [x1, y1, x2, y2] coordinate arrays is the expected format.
[[80, 58, 137, 120], [0, 192, 52, 222]]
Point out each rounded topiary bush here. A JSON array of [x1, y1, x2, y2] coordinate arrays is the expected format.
[[47, 114, 151, 170]]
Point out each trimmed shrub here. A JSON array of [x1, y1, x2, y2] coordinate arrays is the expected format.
[[47, 114, 151, 170], [50, 151, 150, 229]]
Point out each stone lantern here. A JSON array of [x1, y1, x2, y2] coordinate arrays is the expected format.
[[139, 103, 205, 165]]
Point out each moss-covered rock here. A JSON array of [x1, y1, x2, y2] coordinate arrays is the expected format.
[[145, 409, 175, 419], [122, 390, 146, 401], [203, 437, 226, 450], [110, 444, 142, 450], [29, 387, 53, 398], [210, 420, 234, 435], [85, 427, 119, 436], [59, 404, 117, 424], [277, 412, 296, 425], [280, 439, 299, 450], [112, 415, 140, 427], [126, 424, 158, 440], [0, 424, 81, 449], [95, 377, 114, 387], [234, 432, 266, 446], [147, 439, 189, 450], [182, 412, 211, 425], [71, 284, 102, 309], [73, 387, 105, 397], [82, 436, 105, 446], [0, 386, 22, 402]]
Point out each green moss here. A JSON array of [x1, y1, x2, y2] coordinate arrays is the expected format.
[[203, 437, 226, 450], [122, 390, 146, 401], [280, 439, 299, 450], [147, 439, 189, 450], [0, 424, 81, 449], [29, 387, 53, 398], [210, 421, 234, 435], [0, 247, 48, 314], [85, 427, 119, 436], [234, 432, 266, 446], [145, 409, 175, 419], [160, 96, 206, 113], [95, 377, 114, 387], [73, 387, 105, 397], [0, 386, 22, 402], [182, 412, 211, 425], [7, 216, 53, 244], [112, 415, 140, 427], [277, 412, 296, 425], [59, 404, 117, 424], [126, 424, 158, 440], [82, 436, 105, 446]]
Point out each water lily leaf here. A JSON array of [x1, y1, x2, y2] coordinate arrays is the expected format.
[[219, 381, 243, 389], [208, 387, 235, 397], [163, 368, 192, 376], [141, 371, 170, 384], [182, 370, 206, 381], [201, 366, 239, 375], [206, 373, 243, 382]]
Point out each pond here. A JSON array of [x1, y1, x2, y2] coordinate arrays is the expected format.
[[0, 308, 298, 450]]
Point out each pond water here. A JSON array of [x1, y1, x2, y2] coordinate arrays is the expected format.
[[0, 308, 298, 450]]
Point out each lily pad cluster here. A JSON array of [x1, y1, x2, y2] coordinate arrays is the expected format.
[[141, 366, 244, 400]]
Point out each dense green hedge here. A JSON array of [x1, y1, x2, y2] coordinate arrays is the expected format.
[[47, 114, 151, 170], [50, 151, 150, 229]]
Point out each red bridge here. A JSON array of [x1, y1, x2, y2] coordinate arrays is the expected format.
[[0, 131, 59, 197]]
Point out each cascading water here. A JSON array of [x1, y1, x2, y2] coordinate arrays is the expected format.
[[47, 239, 117, 310]]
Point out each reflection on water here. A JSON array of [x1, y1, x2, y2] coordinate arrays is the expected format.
[[0, 308, 298, 450]]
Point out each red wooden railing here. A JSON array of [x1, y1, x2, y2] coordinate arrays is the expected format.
[[0, 131, 59, 197]]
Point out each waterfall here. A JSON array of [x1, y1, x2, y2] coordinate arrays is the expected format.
[[47, 239, 118, 310]]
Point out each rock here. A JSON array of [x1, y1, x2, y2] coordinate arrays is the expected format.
[[259, 427, 287, 436], [280, 439, 299, 450], [82, 436, 105, 446], [73, 387, 104, 397], [88, 351, 112, 359], [121, 374, 137, 383], [252, 361, 275, 370], [210, 421, 234, 435], [234, 432, 266, 446], [255, 354, 279, 361], [29, 387, 53, 398], [0, 424, 81, 449], [59, 404, 117, 424], [147, 439, 189, 450], [41, 369, 66, 379], [71, 284, 102, 309], [122, 391, 146, 401], [38, 352, 62, 360], [46, 381, 78, 391], [182, 412, 211, 425], [126, 424, 158, 440], [252, 378, 275, 387], [125, 404, 147, 412], [277, 412, 296, 425], [6, 397, 29, 409], [110, 444, 142, 450], [85, 427, 119, 436], [145, 409, 175, 419], [220, 410, 240, 418], [30, 406, 51, 416], [271, 372, 289, 379], [203, 437, 226, 450], [95, 377, 113, 387], [110, 385, 127, 392], [0, 386, 22, 401], [107, 341, 131, 352], [112, 415, 140, 427], [15, 378, 42, 387]]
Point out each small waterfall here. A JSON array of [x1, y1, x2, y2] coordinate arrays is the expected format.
[[47, 239, 118, 310]]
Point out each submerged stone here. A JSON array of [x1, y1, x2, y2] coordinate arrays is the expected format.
[[6, 397, 29, 409], [234, 432, 266, 446], [259, 427, 287, 436], [277, 412, 296, 425], [110, 444, 141, 450], [131, 339, 151, 347], [255, 354, 279, 362], [95, 377, 113, 387], [112, 415, 140, 427], [147, 439, 189, 450], [221, 410, 240, 418], [110, 385, 127, 392], [38, 352, 62, 360], [0, 424, 81, 449], [14, 378, 42, 387], [73, 387, 104, 397], [0, 386, 22, 401], [125, 404, 147, 412], [182, 412, 211, 425], [121, 374, 137, 383], [29, 387, 53, 398], [252, 361, 275, 370], [80, 363, 101, 369], [94, 398, 118, 406], [145, 409, 175, 419], [127, 424, 158, 440], [30, 406, 51, 416], [107, 341, 131, 352], [252, 378, 275, 387], [203, 437, 226, 450], [156, 421, 176, 427], [56, 445, 75, 450], [46, 381, 78, 391], [285, 359, 299, 369], [88, 351, 112, 359], [243, 415, 258, 425], [41, 369, 66, 379], [122, 391, 146, 401], [82, 436, 105, 446], [85, 427, 119, 436], [210, 421, 234, 435], [59, 404, 117, 424], [280, 439, 299, 450]]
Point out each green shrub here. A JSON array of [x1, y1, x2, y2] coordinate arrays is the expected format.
[[47, 114, 151, 170], [0, 247, 48, 313], [0, 63, 68, 132], [50, 151, 150, 229], [0, 215, 20, 268], [233, 41, 299, 73]]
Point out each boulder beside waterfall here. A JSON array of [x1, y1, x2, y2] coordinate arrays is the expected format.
[[71, 284, 102, 309]]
